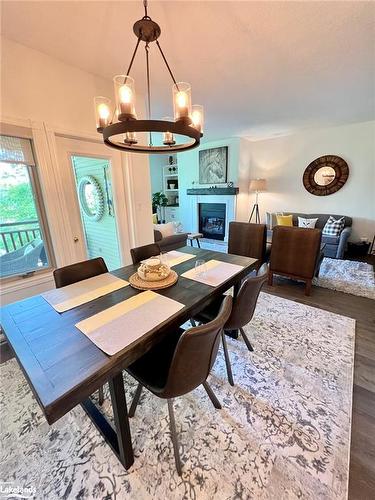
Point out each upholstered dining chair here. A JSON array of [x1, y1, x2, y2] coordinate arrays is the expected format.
[[228, 222, 267, 265], [53, 257, 108, 405], [130, 243, 161, 264], [268, 226, 322, 296], [126, 295, 233, 475], [193, 263, 268, 386]]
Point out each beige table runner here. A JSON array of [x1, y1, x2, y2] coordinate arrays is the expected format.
[[42, 273, 129, 313], [75, 290, 185, 355], [181, 259, 244, 287]]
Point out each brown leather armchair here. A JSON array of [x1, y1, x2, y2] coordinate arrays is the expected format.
[[268, 226, 322, 295], [228, 222, 267, 265]]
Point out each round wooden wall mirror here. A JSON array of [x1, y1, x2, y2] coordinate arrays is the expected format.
[[303, 155, 349, 196]]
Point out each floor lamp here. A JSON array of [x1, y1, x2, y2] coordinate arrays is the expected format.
[[248, 179, 267, 223]]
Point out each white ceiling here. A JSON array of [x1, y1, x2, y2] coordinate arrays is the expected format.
[[2, 1, 375, 140]]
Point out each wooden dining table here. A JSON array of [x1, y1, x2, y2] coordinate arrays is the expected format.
[[0, 246, 258, 470]]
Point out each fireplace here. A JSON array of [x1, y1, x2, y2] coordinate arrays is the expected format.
[[199, 203, 226, 240]]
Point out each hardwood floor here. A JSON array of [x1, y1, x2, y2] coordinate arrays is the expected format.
[[263, 256, 375, 500]]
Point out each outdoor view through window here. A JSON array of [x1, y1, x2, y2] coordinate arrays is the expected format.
[[0, 135, 50, 278]]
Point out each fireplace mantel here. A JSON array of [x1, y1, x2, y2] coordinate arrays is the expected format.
[[186, 187, 239, 195]]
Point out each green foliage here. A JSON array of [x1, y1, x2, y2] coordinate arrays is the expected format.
[[0, 183, 37, 223], [152, 192, 168, 208]]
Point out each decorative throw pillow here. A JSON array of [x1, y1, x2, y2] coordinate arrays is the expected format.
[[298, 217, 318, 229], [266, 212, 282, 229], [322, 216, 345, 237], [276, 214, 293, 227], [152, 213, 158, 224], [154, 222, 175, 238]]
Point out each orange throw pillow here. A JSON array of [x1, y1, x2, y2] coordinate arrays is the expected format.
[[276, 214, 293, 227]]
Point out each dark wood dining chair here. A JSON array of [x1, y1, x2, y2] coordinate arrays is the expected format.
[[53, 256, 108, 405], [194, 263, 268, 386], [268, 226, 322, 296], [126, 295, 233, 475], [130, 243, 161, 264], [228, 221, 267, 264]]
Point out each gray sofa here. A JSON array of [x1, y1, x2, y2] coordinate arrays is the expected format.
[[154, 230, 188, 252], [268, 213, 352, 259]]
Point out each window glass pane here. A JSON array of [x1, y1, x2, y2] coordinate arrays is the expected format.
[[0, 159, 50, 278]]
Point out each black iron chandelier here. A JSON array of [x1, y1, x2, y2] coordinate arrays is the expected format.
[[94, 0, 204, 154]]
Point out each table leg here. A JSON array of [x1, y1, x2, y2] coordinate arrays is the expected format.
[[197, 238, 201, 248], [81, 372, 134, 469]]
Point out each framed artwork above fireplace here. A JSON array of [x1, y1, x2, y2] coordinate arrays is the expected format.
[[199, 146, 228, 184]]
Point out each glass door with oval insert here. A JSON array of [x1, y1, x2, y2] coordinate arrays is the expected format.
[[71, 156, 121, 270]]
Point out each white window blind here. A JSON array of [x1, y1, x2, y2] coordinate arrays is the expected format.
[[0, 135, 36, 166]]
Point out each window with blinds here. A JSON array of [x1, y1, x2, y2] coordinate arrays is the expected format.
[[0, 134, 53, 278]]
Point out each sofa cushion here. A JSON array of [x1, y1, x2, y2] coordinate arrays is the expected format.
[[153, 222, 175, 238], [322, 234, 340, 245]]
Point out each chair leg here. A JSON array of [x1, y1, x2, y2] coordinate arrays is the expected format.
[[98, 385, 104, 406], [268, 271, 273, 286], [240, 327, 254, 352], [202, 381, 222, 409], [167, 399, 182, 476], [128, 383, 143, 418], [305, 279, 312, 296], [221, 331, 234, 386], [190, 318, 197, 327]]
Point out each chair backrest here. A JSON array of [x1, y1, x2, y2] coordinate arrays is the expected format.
[[162, 295, 233, 398], [228, 222, 267, 262], [225, 263, 268, 330], [270, 226, 322, 279], [130, 243, 161, 264], [53, 257, 108, 288]]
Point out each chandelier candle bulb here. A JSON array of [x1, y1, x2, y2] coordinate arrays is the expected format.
[[173, 82, 192, 122], [124, 131, 138, 145], [191, 105, 204, 133], [162, 117, 176, 146], [114, 75, 136, 120], [94, 97, 112, 131]]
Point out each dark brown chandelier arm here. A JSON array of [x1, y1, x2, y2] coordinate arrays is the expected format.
[[123, 36, 142, 84], [155, 40, 180, 91], [145, 42, 153, 146]]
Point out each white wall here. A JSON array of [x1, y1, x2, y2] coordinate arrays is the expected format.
[[1, 38, 153, 303], [248, 121, 375, 241]]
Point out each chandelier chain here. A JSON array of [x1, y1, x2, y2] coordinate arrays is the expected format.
[[143, 0, 148, 18], [145, 42, 153, 146]]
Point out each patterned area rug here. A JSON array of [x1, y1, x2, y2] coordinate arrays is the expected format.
[[314, 257, 375, 299], [0, 292, 355, 499]]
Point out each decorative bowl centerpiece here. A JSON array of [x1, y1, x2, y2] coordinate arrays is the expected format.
[[137, 257, 171, 282], [129, 256, 178, 290]]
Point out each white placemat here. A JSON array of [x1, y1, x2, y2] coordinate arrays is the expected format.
[[181, 259, 244, 287], [75, 290, 185, 355], [42, 273, 129, 312], [162, 250, 196, 267]]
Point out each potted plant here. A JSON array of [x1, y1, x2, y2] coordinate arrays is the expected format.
[[152, 192, 168, 223]]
